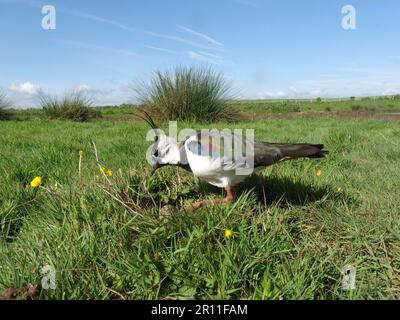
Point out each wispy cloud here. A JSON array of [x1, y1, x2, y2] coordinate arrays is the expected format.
[[197, 51, 221, 59], [188, 51, 218, 64], [143, 30, 217, 50], [178, 25, 223, 46], [3, 0, 222, 52], [61, 7, 141, 33], [187, 51, 234, 66], [59, 5, 221, 51], [55, 39, 140, 57], [144, 45, 176, 54]]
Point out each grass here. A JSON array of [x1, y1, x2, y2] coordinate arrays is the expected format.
[[40, 92, 101, 122], [135, 66, 239, 123], [0, 91, 12, 121], [234, 96, 400, 114], [0, 105, 399, 299], [8, 95, 400, 121]]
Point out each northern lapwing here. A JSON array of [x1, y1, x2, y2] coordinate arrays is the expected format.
[[140, 112, 328, 210]]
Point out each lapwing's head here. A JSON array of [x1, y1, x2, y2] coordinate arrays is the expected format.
[[150, 133, 181, 175], [137, 111, 181, 176]]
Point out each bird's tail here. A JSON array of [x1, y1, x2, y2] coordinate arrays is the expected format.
[[273, 143, 329, 160]]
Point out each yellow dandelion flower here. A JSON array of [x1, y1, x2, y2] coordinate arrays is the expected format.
[[225, 229, 232, 239], [30, 176, 42, 188], [316, 169, 323, 177], [100, 166, 113, 177]]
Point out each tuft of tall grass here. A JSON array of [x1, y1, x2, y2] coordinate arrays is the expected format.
[[40, 91, 101, 122], [0, 91, 12, 121], [135, 66, 239, 122]]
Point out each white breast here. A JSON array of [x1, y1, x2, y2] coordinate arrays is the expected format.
[[184, 135, 250, 188]]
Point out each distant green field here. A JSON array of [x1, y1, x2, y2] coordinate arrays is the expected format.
[[233, 96, 400, 114], [7, 96, 400, 121], [1, 113, 399, 299]]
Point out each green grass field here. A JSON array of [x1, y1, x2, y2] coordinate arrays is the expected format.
[[0, 102, 399, 299]]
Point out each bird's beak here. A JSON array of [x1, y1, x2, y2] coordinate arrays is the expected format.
[[150, 163, 160, 176]]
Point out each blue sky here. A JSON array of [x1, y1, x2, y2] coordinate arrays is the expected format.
[[1, 0, 400, 107]]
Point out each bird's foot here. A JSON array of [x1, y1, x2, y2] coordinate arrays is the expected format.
[[183, 201, 205, 213], [183, 186, 234, 213]]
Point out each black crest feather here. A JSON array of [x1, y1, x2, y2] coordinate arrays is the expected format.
[[135, 110, 158, 129]]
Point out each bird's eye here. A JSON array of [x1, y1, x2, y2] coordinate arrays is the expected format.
[[154, 150, 159, 157]]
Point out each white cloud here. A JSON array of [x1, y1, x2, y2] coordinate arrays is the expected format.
[[382, 88, 400, 95], [256, 87, 328, 99], [4, 80, 131, 108], [73, 84, 113, 96], [256, 90, 287, 99], [75, 84, 91, 92], [9, 81, 40, 95]]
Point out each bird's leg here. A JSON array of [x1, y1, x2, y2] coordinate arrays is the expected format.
[[212, 185, 234, 204], [185, 186, 234, 211]]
